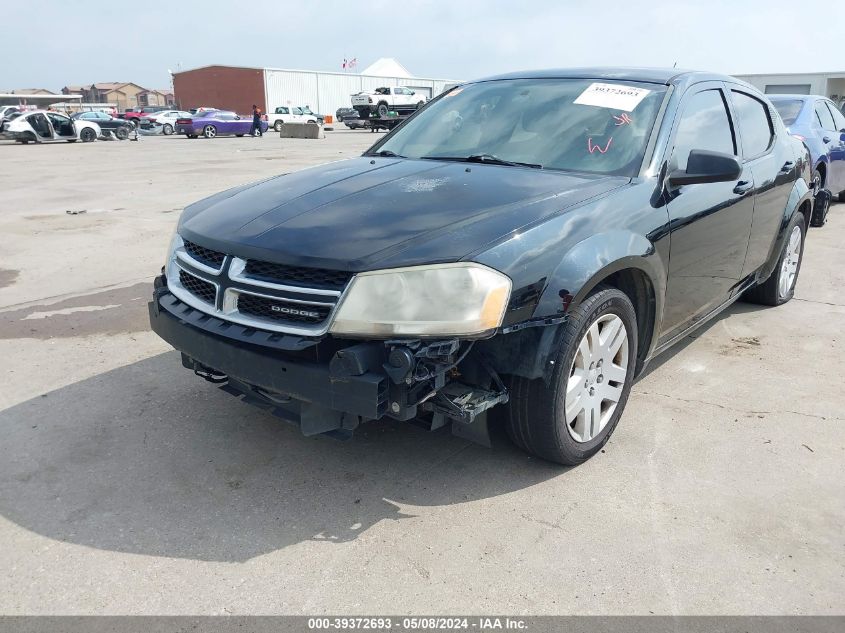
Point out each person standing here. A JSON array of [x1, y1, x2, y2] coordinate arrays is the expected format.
[[250, 104, 263, 137]]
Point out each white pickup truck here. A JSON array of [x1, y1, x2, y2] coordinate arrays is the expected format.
[[266, 106, 319, 132], [351, 87, 427, 118]]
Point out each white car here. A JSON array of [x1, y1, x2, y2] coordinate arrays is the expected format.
[[6, 110, 101, 143], [139, 110, 193, 135], [351, 86, 427, 118], [266, 106, 318, 132]]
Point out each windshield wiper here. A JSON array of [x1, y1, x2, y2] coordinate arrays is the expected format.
[[367, 149, 406, 158], [420, 154, 542, 169]]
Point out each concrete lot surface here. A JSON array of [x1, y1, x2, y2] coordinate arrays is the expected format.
[[0, 132, 843, 615]]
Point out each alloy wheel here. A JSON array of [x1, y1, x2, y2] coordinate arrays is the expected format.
[[565, 314, 629, 443], [163, 123, 173, 135], [778, 225, 802, 298], [203, 125, 216, 138]]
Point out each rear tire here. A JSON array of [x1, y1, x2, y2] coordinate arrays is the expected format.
[[504, 287, 638, 466], [743, 212, 805, 306], [377, 102, 389, 117], [810, 169, 830, 227], [162, 123, 173, 135]]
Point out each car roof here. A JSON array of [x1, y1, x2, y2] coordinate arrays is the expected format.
[[471, 67, 753, 88]]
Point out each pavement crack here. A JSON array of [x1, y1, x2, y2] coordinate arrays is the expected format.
[[633, 390, 843, 421], [792, 297, 845, 308]]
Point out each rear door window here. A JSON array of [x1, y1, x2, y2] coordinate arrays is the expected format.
[[672, 89, 736, 171], [730, 90, 774, 158]]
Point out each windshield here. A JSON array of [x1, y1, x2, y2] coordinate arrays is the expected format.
[[770, 99, 805, 126], [371, 78, 667, 176]]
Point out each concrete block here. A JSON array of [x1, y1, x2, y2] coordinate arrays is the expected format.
[[278, 123, 324, 139]]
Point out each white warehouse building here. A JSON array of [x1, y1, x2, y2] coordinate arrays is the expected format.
[[734, 71, 845, 107], [173, 58, 461, 118]]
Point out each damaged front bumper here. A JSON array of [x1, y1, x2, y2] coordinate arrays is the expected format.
[[148, 279, 508, 443]]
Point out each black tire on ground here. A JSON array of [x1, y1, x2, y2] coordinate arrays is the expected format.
[[80, 127, 96, 142], [503, 286, 638, 466], [274, 120, 284, 132], [235, 134, 244, 137], [839, 190, 845, 203], [162, 123, 173, 135], [187, 134, 197, 139], [743, 212, 806, 306], [810, 169, 830, 227], [115, 126, 129, 140]]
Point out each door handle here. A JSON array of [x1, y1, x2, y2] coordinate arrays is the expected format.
[[780, 161, 794, 173], [733, 180, 753, 195]]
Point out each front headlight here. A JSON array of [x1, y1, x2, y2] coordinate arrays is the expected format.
[[330, 263, 511, 337]]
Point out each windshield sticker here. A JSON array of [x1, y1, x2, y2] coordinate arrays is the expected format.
[[574, 83, 651, 112], [613, 113, 633, 126], [587, 137, 613, 154]]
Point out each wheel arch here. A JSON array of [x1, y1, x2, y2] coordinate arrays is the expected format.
[[480, 231, 665, 382], [758, 178, 813, 282]]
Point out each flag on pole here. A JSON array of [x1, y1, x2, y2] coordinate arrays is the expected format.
[[349, 58, 357, 69]]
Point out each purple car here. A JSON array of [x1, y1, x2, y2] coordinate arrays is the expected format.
[[175, 111, 269, 138]]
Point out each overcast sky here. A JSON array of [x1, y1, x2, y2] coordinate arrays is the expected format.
[[3, 0, 832, 92]]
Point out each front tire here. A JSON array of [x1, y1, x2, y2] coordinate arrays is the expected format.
[[504, 287, 638, 465], [115, 126, 129, 140], [202, 125, 217, 139], [79, 128, 96, 142], [744, 212, 805, 306]]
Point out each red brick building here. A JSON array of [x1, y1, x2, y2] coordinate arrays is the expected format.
[[172, 66, 266, 114]]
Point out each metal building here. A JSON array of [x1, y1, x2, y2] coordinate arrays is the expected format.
[[734, 71, 845, 107], [172, 60, 459, 118]]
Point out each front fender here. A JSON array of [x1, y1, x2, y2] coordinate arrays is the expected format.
[[758, 178, 812, 282], [533, 230, 666, 320]]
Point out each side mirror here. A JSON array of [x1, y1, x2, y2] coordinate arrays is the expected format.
[[667, 150, 742, 186]]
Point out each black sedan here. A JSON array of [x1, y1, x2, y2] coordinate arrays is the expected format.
[[71, 111, 133, 139], [150, 68, 813, 465]]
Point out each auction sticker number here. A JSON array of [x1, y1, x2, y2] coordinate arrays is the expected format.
[[574, 82, 651, 112]]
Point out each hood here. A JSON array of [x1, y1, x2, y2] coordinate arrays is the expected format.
[[179, 157, 627, 270]]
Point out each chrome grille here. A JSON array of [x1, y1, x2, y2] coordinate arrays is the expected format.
[[167, 236, 349, 336], [179, 269, 216, 304], [237, 294, 331, 324], [243, 259, 351, 290], [183, 240, 225, 269]]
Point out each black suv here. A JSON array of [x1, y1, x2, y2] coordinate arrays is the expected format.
[[150, 68, 813, 465]]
